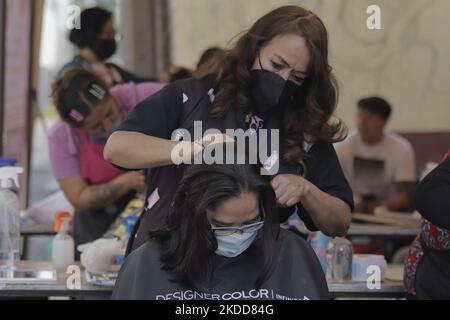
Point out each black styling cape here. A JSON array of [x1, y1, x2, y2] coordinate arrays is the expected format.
[[112, 229, 329, 300]]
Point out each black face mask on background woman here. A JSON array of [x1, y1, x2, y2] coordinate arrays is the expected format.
[[250, 69, 302, 116], [93, 39, 117, 61]]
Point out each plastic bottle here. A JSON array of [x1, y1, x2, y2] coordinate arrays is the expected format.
[[308, 231, 332, 272], [116, 215, 139, 265], [0, 167, 23, 278], [326, 237, 353, 282], [52, 211, 75, 270]]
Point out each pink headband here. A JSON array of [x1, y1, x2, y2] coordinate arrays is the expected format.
[[69, 109, 84, 123]]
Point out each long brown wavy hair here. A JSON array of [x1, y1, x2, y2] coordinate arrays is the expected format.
[[211, 5, 346, 165]]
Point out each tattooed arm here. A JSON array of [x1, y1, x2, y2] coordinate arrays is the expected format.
[[58, 172, 145, 212]]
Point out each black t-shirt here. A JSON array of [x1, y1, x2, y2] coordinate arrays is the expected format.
[[116, 76, 354, 252], [414, 157, 450, 230], [112, 229, 329, 300]]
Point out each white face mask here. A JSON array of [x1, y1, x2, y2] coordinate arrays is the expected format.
[[215, 231, 258, 258]]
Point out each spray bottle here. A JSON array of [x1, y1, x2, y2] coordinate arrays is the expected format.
[[52, 211, 75, 270], [0, 167, 23, 278]]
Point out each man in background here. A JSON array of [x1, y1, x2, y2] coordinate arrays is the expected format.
[[335, 96, 416, 213]]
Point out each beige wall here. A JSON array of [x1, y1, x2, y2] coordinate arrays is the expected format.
[[170, 0, 450, 132]]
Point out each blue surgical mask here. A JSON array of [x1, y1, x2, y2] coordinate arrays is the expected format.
[[215, 231, 258, 258]]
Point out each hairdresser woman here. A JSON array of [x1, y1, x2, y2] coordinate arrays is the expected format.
[[49, 68, 163, 252], [104, 5, 354, 253]]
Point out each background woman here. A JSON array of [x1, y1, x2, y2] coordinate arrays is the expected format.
[[60, 7, 155, 86], [49, 68, 163, 253], [404, 151, 450, 299]]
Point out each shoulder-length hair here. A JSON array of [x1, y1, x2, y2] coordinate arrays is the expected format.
[[149, 163, 280, 292], [211, 5, 346, 164]]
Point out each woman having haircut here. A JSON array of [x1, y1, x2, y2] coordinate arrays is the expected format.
[[112, 163, 329, 300]]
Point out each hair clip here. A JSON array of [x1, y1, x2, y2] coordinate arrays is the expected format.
[[88, 84, 106, 101], [69, 109, 84, 123]]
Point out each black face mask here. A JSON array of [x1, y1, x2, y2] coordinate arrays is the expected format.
[[250, 69, 301, 116], [92, 39, 117, 61]]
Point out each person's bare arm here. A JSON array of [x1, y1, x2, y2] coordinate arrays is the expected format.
[[354, 193, 382, 213], [386, 181, 414, 212], [58, 172, 145, 212], [353, 193, 365, 212], [104, 131, 228, 169], [271, 174, 351, 237], [104, 131, 180, 169]]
